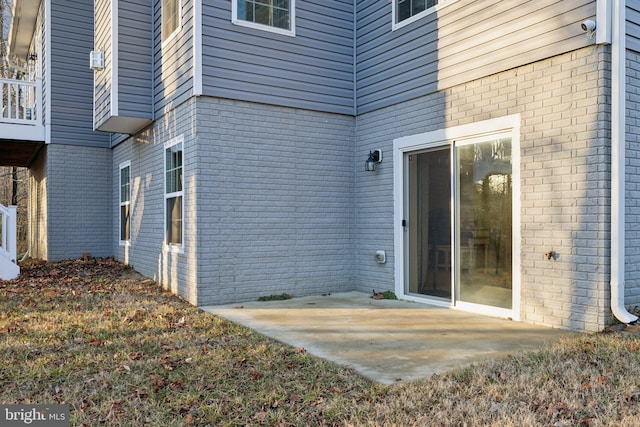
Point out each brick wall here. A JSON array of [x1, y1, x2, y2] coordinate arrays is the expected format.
[[626, 49, 640, 310], [31, 144, 113, 261], [113, 97, 355, 306], [113, 98, 198, 304], [195, 97, 355, 305], [355, 45, 612, 331], [108, 44, 634, 330]]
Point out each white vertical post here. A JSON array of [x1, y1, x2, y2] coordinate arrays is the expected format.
[[8, 83, 13, 119], [36, 78, 42, 122], [0, 204, 20, 280], [7, 206, 17, 262], [1, 208, 5, 251], [0, 80, 4, 117], [597, 0, 613, 44]]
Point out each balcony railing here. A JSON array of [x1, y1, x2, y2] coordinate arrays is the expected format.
[[0, 78, 44, 142], [1, 77, 41, 126]]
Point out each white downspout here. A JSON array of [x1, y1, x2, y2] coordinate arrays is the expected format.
[[611, 0, 639, 324]]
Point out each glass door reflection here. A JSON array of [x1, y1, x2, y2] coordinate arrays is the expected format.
[[456, 138, 513, 309], [406, 148, 452, 300]]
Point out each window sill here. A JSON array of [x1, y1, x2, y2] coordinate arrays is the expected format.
[[163, 243, 184, 255], [231, 19, 295, 37]]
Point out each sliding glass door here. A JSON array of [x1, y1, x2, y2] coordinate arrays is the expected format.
[[403, 138, 514, 311], [397, 116, 519, 317], [456, 138, 513, 309], [405, 147, 452, 300]]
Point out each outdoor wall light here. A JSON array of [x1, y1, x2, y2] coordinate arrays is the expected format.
[[365, 149, 382, 172]]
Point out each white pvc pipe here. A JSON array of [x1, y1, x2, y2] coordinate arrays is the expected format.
[[611, 0, 638, 324]]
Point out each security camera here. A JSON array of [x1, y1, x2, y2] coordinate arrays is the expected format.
[[581, 19, 596, 32]]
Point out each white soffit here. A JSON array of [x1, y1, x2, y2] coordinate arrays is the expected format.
[[8, 0, 41, 60]]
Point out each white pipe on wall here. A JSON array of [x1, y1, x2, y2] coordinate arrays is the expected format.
[[610, 0, 638, 325]]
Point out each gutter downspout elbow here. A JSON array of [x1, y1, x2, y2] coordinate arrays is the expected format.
[[611, 0, 639, 325]]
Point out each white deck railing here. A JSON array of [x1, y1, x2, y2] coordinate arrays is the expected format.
[[0, 203, 17, 262], [0, 203, 20, 280], [0, 77, 41, 125]]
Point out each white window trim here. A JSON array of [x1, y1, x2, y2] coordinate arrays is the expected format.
[[231, 0, 296, 37], [162, 0, 182, 47], [392, 0, 459, 31], [393, 114, 521, 320], [119, 161, 131, 246], [164, 135, 185, 253]]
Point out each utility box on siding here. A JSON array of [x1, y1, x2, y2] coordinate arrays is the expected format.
[[93, 0, 152, 135]]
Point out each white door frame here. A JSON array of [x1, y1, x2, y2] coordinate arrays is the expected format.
[[393, 114, 521, 320]]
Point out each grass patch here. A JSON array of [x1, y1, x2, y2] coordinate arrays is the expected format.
[[2, 259, 640, 425], [372, 290, 398, 300], [257, 293, 293, 302]]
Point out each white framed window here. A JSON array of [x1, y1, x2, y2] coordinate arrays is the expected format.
[[119, 161, 131, 245], [164, 136, 184, 250], [392, 0, 458, 31], [232, 0, 295, 37], [162, 0, 182, 43]]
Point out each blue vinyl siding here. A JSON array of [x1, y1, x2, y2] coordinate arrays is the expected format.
[[201, 0, 355, 115], [94, 0, 152, 134], [356, 0, 596, 114], [50, 0, 110, 147], [153, 0, 194, 116], [118, 0, 153, 120], [629, 3, 640, 53], [93, 0, 112, 129]]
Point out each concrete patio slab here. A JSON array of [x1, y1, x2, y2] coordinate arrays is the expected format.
[[201, 291, 575, 385]]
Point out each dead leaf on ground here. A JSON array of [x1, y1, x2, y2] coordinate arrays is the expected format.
[[21, 297, 36, 307], [129, 351, 144, 360], [250, 368, 263, 380], [253, 411, 267, 422]]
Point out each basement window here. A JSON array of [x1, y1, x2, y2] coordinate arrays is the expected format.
[[119, 162, 131, 244], [165, 136, 183, 249]]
